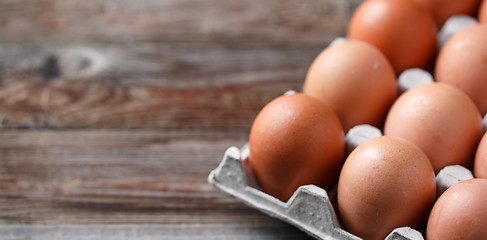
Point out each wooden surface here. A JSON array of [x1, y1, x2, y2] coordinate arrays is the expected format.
[[0, 0, 360, 238]]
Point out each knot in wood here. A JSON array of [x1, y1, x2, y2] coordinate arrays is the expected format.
[[57, 47, 109, 80]]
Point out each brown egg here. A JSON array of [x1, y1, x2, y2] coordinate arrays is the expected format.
[[249, 93, 344, 202], [480, 0, 487, 23], [303, 40, 397, 132], [412, 0, 481, 26], [338, 136, 436, 240], [474, 133, 487, 178], [435, 24, 487, 115], [427, 178, 487, 240], [384, 83, 484, 173], [348, 0, 437, 73]]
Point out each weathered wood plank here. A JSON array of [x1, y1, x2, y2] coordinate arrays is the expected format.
[[0, 74, 300, 128], [0, 0, 361, 45], [0, 43, 313, 129], [0, 44, 318, 87], [0, 0, 362, 129], [0, 225, 313, 240], [0, 129, 282, 225], [0, 129, 242, 191]]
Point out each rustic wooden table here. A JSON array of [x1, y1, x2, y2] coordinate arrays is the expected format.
[[0, 0, 360, 239]]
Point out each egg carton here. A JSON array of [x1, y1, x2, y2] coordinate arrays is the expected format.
[[208, 17, 487, 239], [208, 65, 487, 239], [208, 123, 475, 240]]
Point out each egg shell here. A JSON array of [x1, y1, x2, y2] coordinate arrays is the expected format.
[[412, 0, 481, 26], [474, 132, 487, 178], [435, 24, 487, 115], [248, 93, 344, 202], [337, 136, 436, 240], [348, 0, 438, 73], [304, 40, 397, 132], [478, 0, 487, 23], [427, 178, 487, 240], [384, 83, 484, 173]]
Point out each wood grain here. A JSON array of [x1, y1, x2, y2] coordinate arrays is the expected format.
[[0, 129, 294, 226], [0, 75, 302, 129], [0, 0, 360, 129], [0, 0, 361, 45], [0, 129, 313, 238], [0, 45, 306, 129], [0, 225, 313, 240], [0, 0, 359, 238]]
